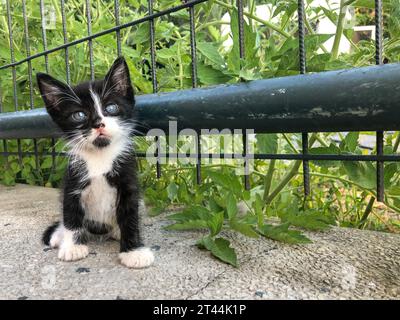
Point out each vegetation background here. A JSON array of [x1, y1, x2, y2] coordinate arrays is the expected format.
[[0, 0, 399, 266]]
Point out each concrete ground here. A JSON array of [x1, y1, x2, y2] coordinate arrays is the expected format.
[[0, 184, 399, 300]]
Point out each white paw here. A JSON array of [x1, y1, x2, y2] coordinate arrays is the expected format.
[[49, 226, 64, 248], [58, 244, 89, 261], [119, 247, 154, 269]]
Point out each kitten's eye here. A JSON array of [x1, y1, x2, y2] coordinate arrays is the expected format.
[[71, 111, 87, 122], [104, 104, 119, 115]]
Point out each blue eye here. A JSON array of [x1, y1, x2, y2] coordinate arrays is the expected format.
[[71, 111, 87, 122], [104, 104, 119, 115]]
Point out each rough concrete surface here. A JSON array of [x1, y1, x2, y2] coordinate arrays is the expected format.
[[0, 184, 399, 300]]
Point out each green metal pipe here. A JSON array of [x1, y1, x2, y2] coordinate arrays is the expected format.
[[1, 63, 400, 139]]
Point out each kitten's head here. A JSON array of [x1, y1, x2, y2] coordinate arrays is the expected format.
[[37, 57, 135, 152]]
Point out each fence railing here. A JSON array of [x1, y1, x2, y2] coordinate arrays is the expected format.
[[0, 0, 397, 204]]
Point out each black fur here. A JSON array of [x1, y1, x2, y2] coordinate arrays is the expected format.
[[107, 155, 142, 251], [37, 57, 144, 254], [42, 221, 60, 245]]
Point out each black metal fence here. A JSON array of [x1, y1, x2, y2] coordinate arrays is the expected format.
[[0, 0, 399, 204]]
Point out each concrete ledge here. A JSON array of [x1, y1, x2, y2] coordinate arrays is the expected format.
[[0, 184, 399, 300]]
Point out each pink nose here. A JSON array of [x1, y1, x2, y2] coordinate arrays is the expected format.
[[96, 126, 106, 134]]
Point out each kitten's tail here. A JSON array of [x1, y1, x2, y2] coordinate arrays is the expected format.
[[42, 221, 60, 245]]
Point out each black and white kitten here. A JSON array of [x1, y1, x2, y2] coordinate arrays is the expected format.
[[37, 57, 154, 268]]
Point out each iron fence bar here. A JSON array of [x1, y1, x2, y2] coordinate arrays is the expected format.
[[187, 1, 201, 184], [22, 0, 40, 171], [39, 0, 50, 73], [2, 64, 400, 139], [0, 0, 209, 71], [298, 0, 310, 197], [40, 0, 56, 170], [86, 0, 95, 81], [114, 0, 122, 56], [148, 0, 161, 179], [236, 0, 250, 190], [2, 151, 400, 162], [0, 151, 67, 157], [375, 0, 384, 202], [136, 153, 400, 162], [61, 0, 71, 85], [6, 0, 22, 167]]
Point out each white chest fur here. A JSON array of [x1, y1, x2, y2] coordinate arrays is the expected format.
[[76, 143, 124, 225], [79, 140, 124, 177], [81, 175, 117, 225]]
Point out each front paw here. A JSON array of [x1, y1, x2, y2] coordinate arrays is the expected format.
[[58, 244, 89, 261], [119, 247, 154, 269]]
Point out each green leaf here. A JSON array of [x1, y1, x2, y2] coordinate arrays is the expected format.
[[197, 42, 226, 70], [197, 63, 231, 85], [343, 161, 376, 189], [206, 170, 242, 196], [384, 163, 398, 188], [167, 182, 178, 201], [10, 162, 21, 174], [197, 236, 238, 267], [305, 34, 334, 52], [207, 211, 224, 236], [256, 134, 278, 154], [238, 68, 262, 81], [226, 192, 237, 220], [230, 219, 259, 238], [41, 157, 53, 169], [307, 53, 331, 72], [272, 1, 297, 19], [164, 219, 208, 231], [388, 185, 400, 196], [309, 143, 340, 167], [2, 170, 15, 186], [227, 9, 241, 73], [227, 8, 257, 72], [342, 132, 359, 152], [253, 193, 264, 228], [280, 209, 335, 231], [320, 7, 338, 24], [352, 0, 375, 8], [259, 223, 312, 244], [157, 47, 177, 59], [167, 206, 212, 222], [209, 197, 223, 213], [177, 182, 190, 203]]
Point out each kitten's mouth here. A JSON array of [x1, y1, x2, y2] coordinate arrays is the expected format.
[[98, 132, 109, 138], [93, 134, 111, 148]]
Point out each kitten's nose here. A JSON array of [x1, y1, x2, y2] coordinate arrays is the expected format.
[[93, 120, 105, 129]]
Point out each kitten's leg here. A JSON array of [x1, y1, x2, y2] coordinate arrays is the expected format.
[[57, 227, 88, 261], [58, 188, 89, 262], [117, 189, 154, 268], [110, 200, 145, 241]]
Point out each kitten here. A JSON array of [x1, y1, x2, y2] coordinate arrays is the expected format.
[[37, 57, 154, 268]]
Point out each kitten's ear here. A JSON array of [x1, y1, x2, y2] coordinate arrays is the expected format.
[[36, 73, 76, 111], [103, 57, 134, 99]]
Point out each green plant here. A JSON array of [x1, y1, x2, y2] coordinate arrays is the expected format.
[[1, 0, 399, 266]]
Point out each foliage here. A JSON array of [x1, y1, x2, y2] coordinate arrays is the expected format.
[[0, 0, 400, 266]]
